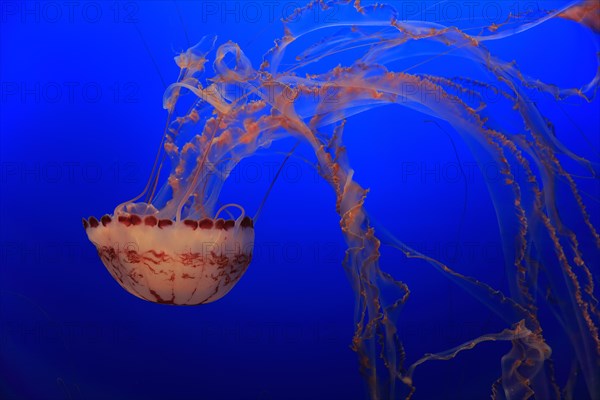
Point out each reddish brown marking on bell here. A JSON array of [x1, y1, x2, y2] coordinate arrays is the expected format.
[[215, 219, 226, 230], [241, 216, 253, 228], [198, 218, 213, 229], [118, 215, 132, 226], [126, 250, 142, 263], [82, 218, 89, 229], [149, 289, 175, 305], [158, 219, 173, 229], [88, 216, 99, 228], [101, 215, 112, 226], [224, 220, 235, 230], [211, 251, 230, 268], [146, 250, 171, 262], [180, 252, 204, 267], [184, 219, 198, 230], [234, 254, 250, 265], [130, 214, 142, 225], [182, 273, 194, 279], [128, 270, 143, 284], [144, 216, 158, 226]]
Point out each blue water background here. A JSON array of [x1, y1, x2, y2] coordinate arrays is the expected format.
[[1, 1, 599, 399]]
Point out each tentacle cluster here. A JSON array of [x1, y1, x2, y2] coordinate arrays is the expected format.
[[90, 1, 599, 398]]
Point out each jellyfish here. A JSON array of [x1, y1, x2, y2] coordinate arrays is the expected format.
[[82, 205, 254, 305], [84, 1, 600, 398]]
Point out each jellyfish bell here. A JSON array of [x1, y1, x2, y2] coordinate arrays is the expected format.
[[83, 205, 255, 305]]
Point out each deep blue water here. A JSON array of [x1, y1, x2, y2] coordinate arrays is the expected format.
[[1, 1, 599, 399]]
